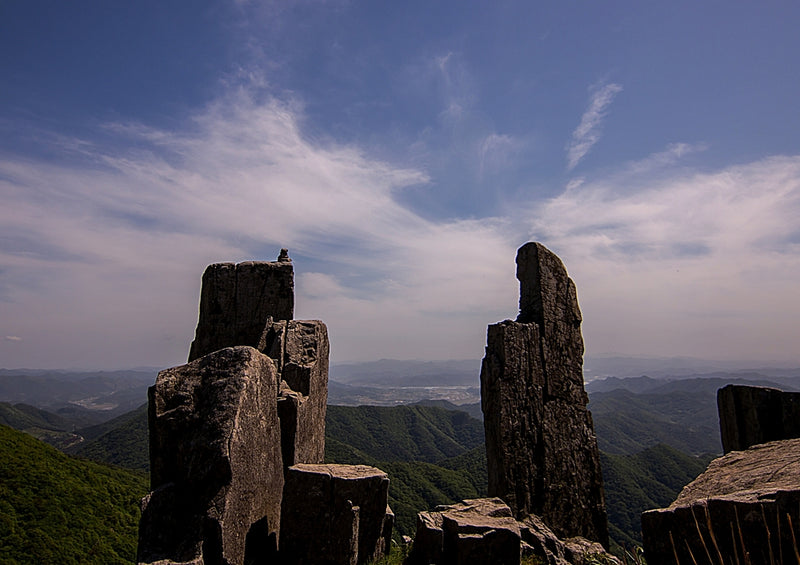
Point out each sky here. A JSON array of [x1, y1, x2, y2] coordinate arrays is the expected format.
[[1, 1, 800, 370]]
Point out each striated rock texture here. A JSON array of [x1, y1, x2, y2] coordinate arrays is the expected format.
[[407, 498, 619, 565], [718, 384, 800, 453], [481, 242, 607, 547], [188, 257, 294, 362], [139, 250, 389, 565], [138, 346, 284, 565], [280, 464, 393, 565], [262, 319, 329, 468], [642, 438, 800, 565]]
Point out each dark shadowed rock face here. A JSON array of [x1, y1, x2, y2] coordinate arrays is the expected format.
[[189, 258, 294, 362], [642, 438, 800, 565], [280, 464, 392, 565], [481, 242, 608, 547], [718, 384, 800, 453], [139, 346, 284, 565]]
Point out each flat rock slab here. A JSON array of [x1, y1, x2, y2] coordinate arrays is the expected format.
[[280, 464, 392, 565], [642, 438, 800, 565]]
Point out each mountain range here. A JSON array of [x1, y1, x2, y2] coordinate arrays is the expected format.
[[2, 362, 800, 561]]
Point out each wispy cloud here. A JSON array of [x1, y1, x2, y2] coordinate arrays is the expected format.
[[566, 82, 623, 171], [4, 336, 22, 342], [0, 87, 520, 368], [3, 81, 800, 369], [532, 150, 800, 362]]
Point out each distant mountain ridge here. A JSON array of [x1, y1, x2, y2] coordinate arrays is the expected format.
[[330, 359, 481, 386], [0, 369, 154, 419]]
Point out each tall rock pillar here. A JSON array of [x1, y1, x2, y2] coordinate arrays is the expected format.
[[480, 242, 608, 547]]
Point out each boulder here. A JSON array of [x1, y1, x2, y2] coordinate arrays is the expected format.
[[718, 384, 800, 453], [188, 255, 294, 362], [642, 437, 800, 565], [520, 514, 621, 565], [480, 242, 608, 546], [408, 498, 519, 565], [408, 498, 619, 565], [138, 346, 284, 565], [280, 464, 393, 565]]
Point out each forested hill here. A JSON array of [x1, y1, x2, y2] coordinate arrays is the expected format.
[[0, 399, 714, 556], [0, 424, 148, 564]]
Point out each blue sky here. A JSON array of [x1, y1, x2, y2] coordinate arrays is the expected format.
[[2, 1, 800, 370]]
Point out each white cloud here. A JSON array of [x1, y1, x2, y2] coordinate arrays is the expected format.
[[566, 82, 623, 171], [3, 82, 800, 369], [4, 336, 22, 342], [531, 151, 800, 362], [0, 87, 520, 368]]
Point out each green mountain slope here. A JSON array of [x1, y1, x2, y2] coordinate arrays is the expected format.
[[0, 402, 83, 449], [0, 424, 148, 564], [15, 397, 715, 549], [325, 404, 484, 463], [601, 444, 713, 548], [590, 389, 721, 455], [69, 403, 150, 472], [324, 405, 487, 536]]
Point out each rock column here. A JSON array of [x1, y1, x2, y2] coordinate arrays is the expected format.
[[138, 346, 284, 565], [480, 242, 608, 547], [718, 384, 800, 453], [189, 255, 294, 362]]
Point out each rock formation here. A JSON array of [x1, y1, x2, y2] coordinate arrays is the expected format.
[[641, 438, 800, 565], [408, 498, 619, 565], [263, 319, 330, 468], [281, 464, 393, 565], [138, 250, 390, 565], [188, 255, 294, 362], [480, 242, 608, 546], [138, 346, 284, 564], [718, 384, 800, 453]]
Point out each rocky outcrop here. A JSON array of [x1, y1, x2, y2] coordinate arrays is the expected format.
[[641, 438, 800, 565], [408, 498, 619, 565], [480, 242, 608, 546], [139, 250, 390, 565], [263, 319, 329, 468], [280, 464, 393, 565], [188, 256, 294, 362], [138, 346, 284, 565], [718, 384, 800, 453]]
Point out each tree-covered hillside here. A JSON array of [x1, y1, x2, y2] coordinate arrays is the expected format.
[[0, 424, 148, 564], [324, 405, 489, 535], [601, 444, 713, 548], [69, 403, 150, 472], [589, 388, 721, 455], [326, 404, 484, 463], [1, 397, 717, 556]]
